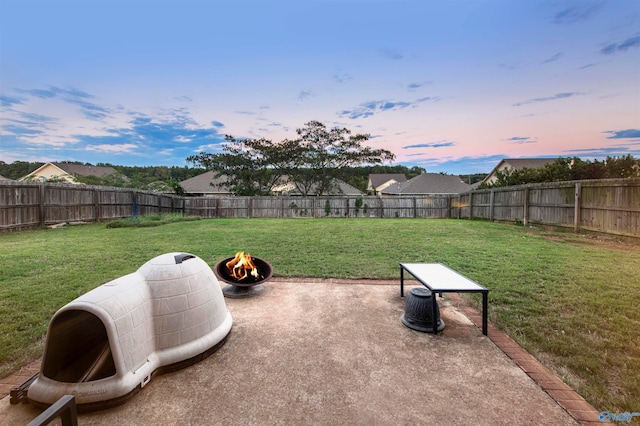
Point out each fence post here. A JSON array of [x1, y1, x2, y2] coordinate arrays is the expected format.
[[523, 187, 529, 226], [413, 197, 417, 218], [39, 184, 46, 228], [468, 192, 473, 220], [93, 188, 100, 222], [574, 182, 582, 232], [489, 190, 495, 222], [132, 191, 139, 218]]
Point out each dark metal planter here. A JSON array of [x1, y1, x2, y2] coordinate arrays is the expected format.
[[401, 287, 445, 333]]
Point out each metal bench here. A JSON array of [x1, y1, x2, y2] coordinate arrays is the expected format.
[[400, 263, 489, 335]]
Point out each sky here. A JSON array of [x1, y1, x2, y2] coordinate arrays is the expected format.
[[0, 0, 639, 175]]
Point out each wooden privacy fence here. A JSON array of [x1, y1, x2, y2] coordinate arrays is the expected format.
[[1, 178, 639, 238]]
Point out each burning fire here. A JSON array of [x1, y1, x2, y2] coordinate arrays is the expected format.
[[225, 251, 261, 281]]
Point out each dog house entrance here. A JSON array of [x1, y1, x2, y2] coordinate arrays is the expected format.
[[42, 310, 116, 383]]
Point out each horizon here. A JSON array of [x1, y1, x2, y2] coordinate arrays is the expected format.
[[1, 0, 639, 175]]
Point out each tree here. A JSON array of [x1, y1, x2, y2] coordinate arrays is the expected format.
[[187, 135, 286, 195], [281, 121, 395, 195], [604, 155, 640, 178], [187, 121, 396, 196]]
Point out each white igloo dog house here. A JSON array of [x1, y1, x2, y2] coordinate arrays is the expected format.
[[28, 253, 232, 409]]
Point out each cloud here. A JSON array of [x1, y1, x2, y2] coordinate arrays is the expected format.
[[399, 154, 507, 174], [406, 81, 433, 91], [403, 141, 455, 149], [578, 63, 598, 70], [11, 85, 110, 121], [0, 95, 24, 107], [65, 98, 111, 120], [17, 86, 93, 100], [338, 97, 438, 119], [552, 3, 602, 24], [604, 129, 640, 139], [601, 35, 640, 55], [2, 124, 44, 136], [513, 92, 583, 107], [298, 90, 312, 101], [561, 146, 640, 158], [16, 111, 58, 123], [505, 136, 537, 144], [86, 143, 138, 154], [332, 72, 353, 84], [1, 84, 229, 165], [379, 48, 403, 60], [541, 52, 563, 64]]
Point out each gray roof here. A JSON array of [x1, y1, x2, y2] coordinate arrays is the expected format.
[[368, 174, 407, 188], [280, 179, 364, 196], [53, 162, 118, 177], [501, 158, 557, 170], [179, 171, 231, 195], [481, 158, 559, 185], [180, 171, 363, 196], [0, 175, 10, 181], [381, 173, 472, 195]]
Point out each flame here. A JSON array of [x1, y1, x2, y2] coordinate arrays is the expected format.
[[225, 251, 261, 281]]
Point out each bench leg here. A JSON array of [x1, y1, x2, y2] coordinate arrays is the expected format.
[[482, 292, 488, 336], [432, 292, 438, 335], [400, 266, 404, 297]]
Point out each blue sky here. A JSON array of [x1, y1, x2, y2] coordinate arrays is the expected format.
[[1, 0, 639, 175]]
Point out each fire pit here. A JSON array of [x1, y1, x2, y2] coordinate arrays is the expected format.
[[214, 252, 273, 298]]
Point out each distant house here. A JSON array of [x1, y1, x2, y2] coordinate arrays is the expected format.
[[19, 162, 119, 184], [0, 175, 11, 181], [481, 158, 557, 186], [180, 171, 363, 197], [367, 174, 407, 195], [381, 173, 472, 195], [273, 178, 364, 196], [179, 171, 231, 197]]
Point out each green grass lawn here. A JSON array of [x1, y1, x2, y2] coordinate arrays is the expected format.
[[1, 218, 638, 412]]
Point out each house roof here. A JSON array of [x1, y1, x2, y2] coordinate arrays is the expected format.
[[481, 158, 558, 185], [277, 178, 364, 196], [368, 174, 407, 189], [381, 173, 472, 195], [18, 162, 119, 182], [181, 171, 363, 196], [51, 162, 118, 177], [22, 162, 118, 180], [500, 158, 557, 170], [0, 175, 11, 181], [179, 171, 231, 194]]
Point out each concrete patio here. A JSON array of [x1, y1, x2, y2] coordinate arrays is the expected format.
[[1, 278, 598, 425]]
